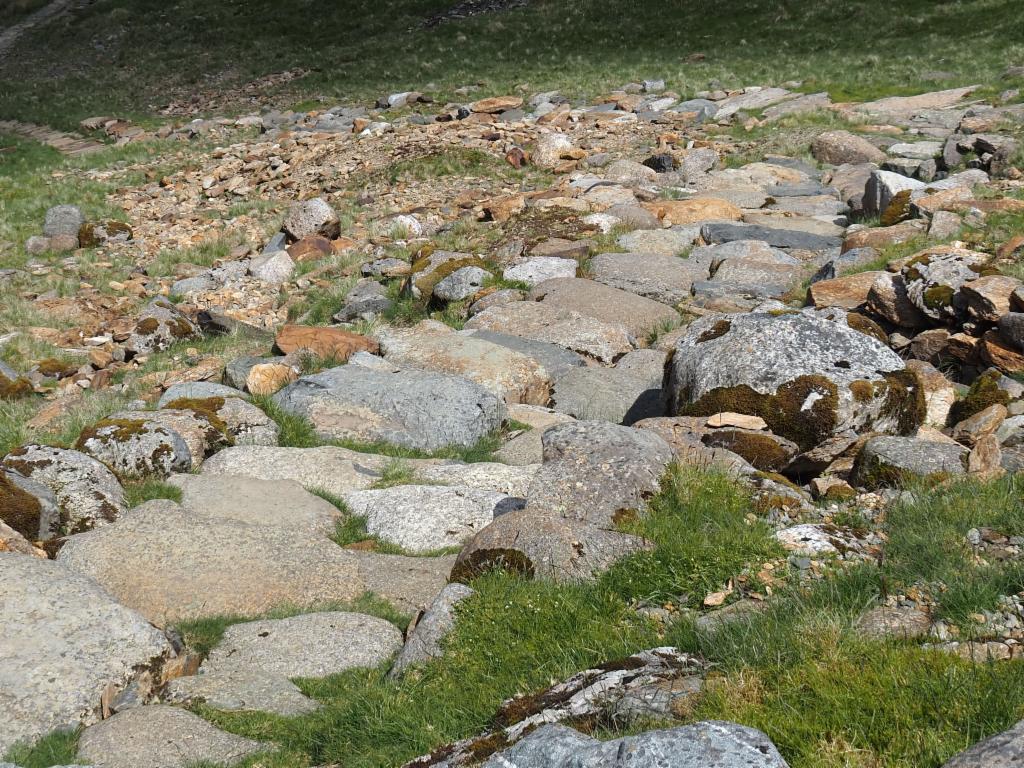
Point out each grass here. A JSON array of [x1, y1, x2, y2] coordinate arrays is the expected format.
[[123, 477, 183, 507], [1, 729, 80, 768], [2, 0, 1023, 129]]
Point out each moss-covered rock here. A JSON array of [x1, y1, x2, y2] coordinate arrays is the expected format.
[[948, 370, 1012, 426], [123, 299, 201, 357], [75, 418, 192, 479]]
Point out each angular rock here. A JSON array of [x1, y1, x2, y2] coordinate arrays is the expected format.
[[248, 249, 295, 285], [434, 265, 490, 301], [617, 227, 699, 255], [283, 197, 340, 240], [110, 408, 226, 471], [77, 706, 264, 768], [902, 246, 992, 322], [391, 583, 475, 676], [0, 555, 172, 755], [644, 197, 742, 225], [590, 252, 708, 304], [529, 277, 679, 339], [962, 275, 1022, 322], [503, 257, 578, 286], [272, 363, 504, 451], [700, 222, 841, 251], [551, 367, 663, 425], [334, 279, 392, 322], [808, 271, 885, 309], [465, 329, 586, 382], [122, 299, 201, 357], [852, 436, 967, 488], [164, 670, 318, 717], [702, 428, 799, 472], [157, 381, 247, 408], [378, 320, 551, 405], [465, 301, 635, 364], [2, 445, 125, 534], [75, 417, 192, 479], [526, 421, 673, 528], [344, 485, 514, 553], [43, 205, 85, 239], [811, 131, 887, 165], [667, 309, 922, 449], [275, 324, 378, 361]]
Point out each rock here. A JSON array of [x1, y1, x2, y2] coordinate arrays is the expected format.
[[43, 204, 85, 239], [899, 246, 991, 322], [867, 272, 930, 328], [334, 279, 393, 322], [532, 133, 577, 169], [75, 417, 191, 479], [863, 170, 926, 218], [852, 436, 967, 488], [78, 219, 132, 247], [469, 288, 522, 316], [246, 361, 298, 396], [107, 408, 223, 471], [0, 519, 46, 557], [968, 433, 1004, 478], [123, 299, 201, 357], [700, 222, 841, 251], [618, 227, 699, 255], [495, 410, 575, 466], [2, 445, 125, 534], [811, 131, 886, 165], [906, 360, 956, 427], [1000, 313, 1024, 352], [165, 394, 278, 446], [199, 612, 403, 678], [644, 198, 742, 225], [942, 719, 1024, 768], [590, 252, 708, 304], [391, 583, 475, 676], [962, 275, 1022, 322], [604, 159, 658, 185], [248, 249, 295, 285], [981, 330, 1024, 375], [855, 605, 933, 639], [479, 721, 787, 768], [808, 271, 885, 309], [503, 257, 578, 286], [465, 329, 586, 383], [844, 220, 925, 253], [551, 367, 663, 424], [702, 240, 804, 299], [378, 320, 551, 405], [283, 197, 340, 240], [275, 324, 378, 361], [526, 421, 673, 528], [434, 265, 490, 301], [465, 301, 635, 364], [0, 555, 172, 755], [530, 277, 679, 339], [702, 428, 799, 472], [344, 485, 514, 553], [667, 309, 922, 450], [952, 404, 1007, 446], [471, 95, 523, 113], [168, 474, 341, 536], [156, 381, 247, 408], [451, 509, 651, 583], [76, 706, 264, 768], [164, 670, 318, 717], [272, 363, 504, 451], [56, 500, 365, 625]]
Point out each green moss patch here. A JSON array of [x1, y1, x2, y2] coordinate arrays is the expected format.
[[949, 370, 1011, 426], [0, 472, 43, 539]]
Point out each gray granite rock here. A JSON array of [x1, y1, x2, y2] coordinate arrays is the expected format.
[[391, 583, 475, 676], [590, 252, 708, 304], [852, 436, 967, 488], [76, 416, 192, 479], [434, 265, 490, 301], [122, 299, 201, 357], [282, 197, 340, 240], [272, 364, 505, 451], [0, 555, 172, 755], [43, 205, 85, 238], [701, 222, 841, 251], [1, 468, 61, 540], [464, 329, 586, 382], [163, 670, 318, 717], [77, 706, 265, 768], [942, 719, 1024, 767], [551, 367, 664, 425], [526, 421, 674, 528], [156, 381, 248, 407]]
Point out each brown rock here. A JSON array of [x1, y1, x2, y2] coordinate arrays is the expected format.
[[807, 271, 884, 309], [246, 363, 298, 396], [952, 404, 1007, 446], [866, 272, 929, 328], [946, 333, 983, 365], [911, 187, 974, 217], [811, 130, 886, 165], [968, 433, 1005, 479], [981, 330, 1024, 374], [706, 412, 767, 430], [287, 235, 333, 263], [470, 96, 523, 114], [275, 325, 379, 361], [997, 235, 1024, 261], [905, 360, 956, 427], [961, 275, 1023, 322], [0, 520, 47, 557], [909, 329, 952, 365], [642, 197, 742, 225], [483, 195, 526, 223]]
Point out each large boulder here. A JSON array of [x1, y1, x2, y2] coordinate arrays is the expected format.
[[550, 367, 663, 424], [529, 277, 679, 339], [76, 706, 264, 768], [0, 555, 172, 755], [1, 469, 61, 541], [451, 510, 651, 584], [122, 299, 201, 357], [344, 485, 517, 553], [377, 320, 551, 405], [666, 309, 924, 449], [525, 421, 674, 529], [56, 500, 365, 625], [852, 435, 967, 488], [480, 722, 787, 768], [589, 251, 709, 305], [272, 363, 505, 451], [75, 416, 192, 479], [942, 720, 1024, 768], [900, 246, 992, 322]]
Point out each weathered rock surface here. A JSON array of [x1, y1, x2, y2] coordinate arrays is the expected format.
[[77, 706, 265, 768], [0, 555, 172, 755], [589, 251, 708, 304], [272, 363, 505, 451], [852, 435, 967, 488], [123, 299, 201, 357], [164, 670, 318, 717], [391, 583, 475, 676], [283, 197, 340, 240], [550, 366, 663, 424], [56, 500, 365, 625], [530, 277, 679, 339], [667, 309, 922, 449], [942, 719, 1024, 768], [75, 416, 192, 479]]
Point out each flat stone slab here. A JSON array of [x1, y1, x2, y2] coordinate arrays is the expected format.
[[168, 473, 342, 536], [463, 329, 586, 383], [56, 500, 365, 625], [529, 277, 680, 339], [200, 612, 403, 678], [344, 485, 517, 553], [0, 555, 172, 755], [272, 363, 505, 451], [164, 670, 319, 717], [589, 252, 708, 305], [701, 221, 841, 250], [77, 706, 265, 768]]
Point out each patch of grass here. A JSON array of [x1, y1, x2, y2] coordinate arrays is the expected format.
[[370, 458, 422, 489], [1, 728, 81, 768], [123, 477, 183, 507], [330, 514, 408, 556], [724, 109, 855, 166]]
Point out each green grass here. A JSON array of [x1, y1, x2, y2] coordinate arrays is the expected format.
[[123, 477, 184, 507], [1, 728, 80, 768], [2, 0, 1023, 129]]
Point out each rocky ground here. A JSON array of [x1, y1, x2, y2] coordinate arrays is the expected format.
[[3, 74, 1024, 768]]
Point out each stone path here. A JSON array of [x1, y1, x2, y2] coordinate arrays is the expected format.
[[0, 120, 104, 156]]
